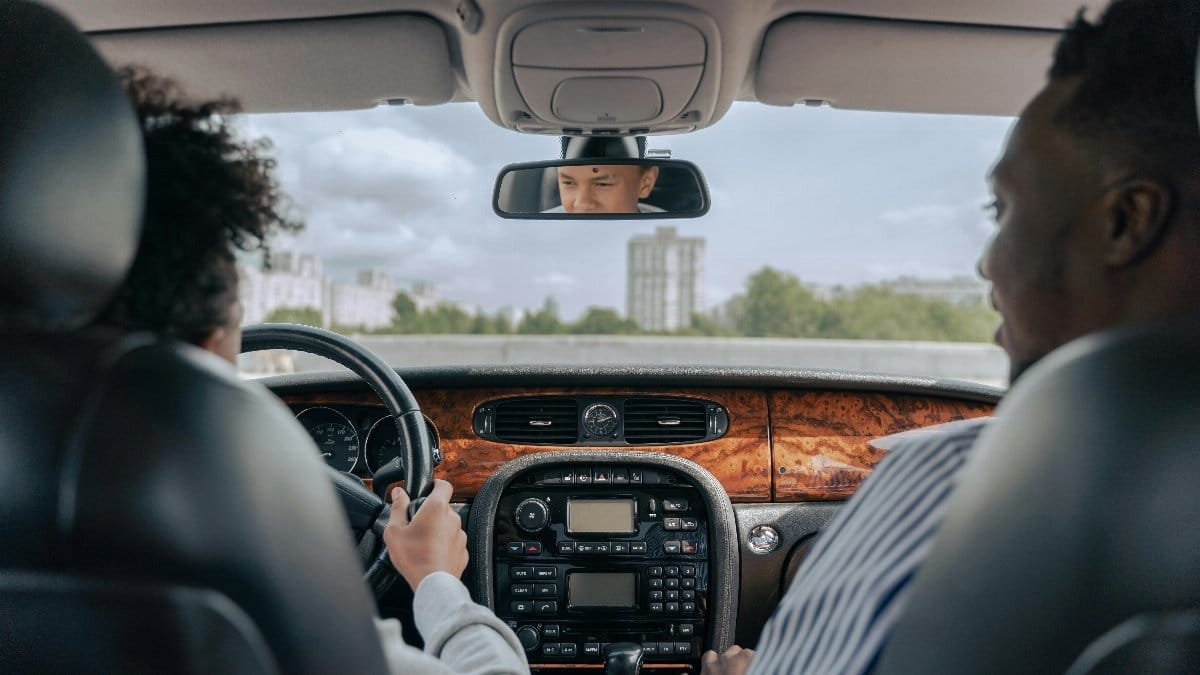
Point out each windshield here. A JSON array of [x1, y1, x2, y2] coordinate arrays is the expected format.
[[238, 103, 1010, 386]]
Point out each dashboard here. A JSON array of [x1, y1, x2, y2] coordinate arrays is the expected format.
[[270, 366, 999, 672]]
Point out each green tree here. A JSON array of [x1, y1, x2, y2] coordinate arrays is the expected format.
[[570, 306, 640, 335], [491, 307, 514, 334], [422, 302, 473, 333], [737, 267, 827, 337], [518, 297, 565, 334], [390, 292, 419, 332], [264, 306, 323, 328]]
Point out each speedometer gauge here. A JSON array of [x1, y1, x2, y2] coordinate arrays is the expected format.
[[365, 414, 440, 475], [295, 407, 360, 472]]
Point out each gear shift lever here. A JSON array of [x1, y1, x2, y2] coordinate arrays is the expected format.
[[605, 642, 644, 675]]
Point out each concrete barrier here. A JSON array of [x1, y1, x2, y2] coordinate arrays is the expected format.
[[243, 334, 1007, 387]]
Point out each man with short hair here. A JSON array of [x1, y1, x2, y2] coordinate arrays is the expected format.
[[703, 1, 1200, 673]]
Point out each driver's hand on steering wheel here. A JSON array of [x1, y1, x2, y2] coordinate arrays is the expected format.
[[385, 480, 468, 591], [701, 645, 756, 675]]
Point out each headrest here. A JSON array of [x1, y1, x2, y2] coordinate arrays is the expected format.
[[0, 1, 144, 332]]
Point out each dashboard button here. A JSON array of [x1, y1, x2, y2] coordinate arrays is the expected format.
[[649, 590, 663, 600], [681, 578, 696, 589], [630, 469, 643, 484], [657, 642, 676, 656], [511, 567, 534, 580], [506, 541, 525, 555], [542, 643, 561, 656], [512, 584, 533, 597], [675, 642, 692, 656], [511, 601, 533, 614], [576, 542, 598, 555], [593, 467, 612, 483], [666, 602, 680, 613], [682, 590, 696, 601], [613, 468, 630, 484], [681, 540, 698, 554], [560, 643, 578, 657], [678, 624, 695, 637], [534, 584, 557, 597], [664, 517, 682, 531], [575, 469, 592, 484], [681, 566, 696, 577], [648, 566, 663, 576], [663, 498, 689, 512], [665, 566, 679, 576], [594, 542, 611, 555], [681, 602, 696, 613], [612, 542, 629, 555], [642, 642, 659, 656], [583, 643, 601, 657], [630, 541, 647, 554], [524, 542, 543, 555], [534, 567, 557, 579], [558, 541, 575, 555], [682, 518, 700, 531], [543, 625, 560, 638], [649, 578, 663, 589], [649, 603, 663, 613], [664, 541, 681, 555], [561, 470, 575, 484], [666, 590, 679, 601], [535, 600, 558, 614], [516, 499, 551, 533], [665, 578, 679, 589]]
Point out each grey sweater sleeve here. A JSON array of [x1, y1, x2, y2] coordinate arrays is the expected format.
[[375, 572, 530, 675]]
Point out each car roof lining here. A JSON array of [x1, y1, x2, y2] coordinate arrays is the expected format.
[[47, 0, 1106, 126]]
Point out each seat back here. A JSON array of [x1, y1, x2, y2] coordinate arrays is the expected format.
[[0, 4, 389, 673], [875, 316, 1200, 674]]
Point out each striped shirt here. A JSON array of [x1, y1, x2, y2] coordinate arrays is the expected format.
[[748, 417, 991, 675]]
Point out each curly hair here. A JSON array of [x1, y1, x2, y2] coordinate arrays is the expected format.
[[1048, 0, 1200, 179], [102, 66, 301, 344]]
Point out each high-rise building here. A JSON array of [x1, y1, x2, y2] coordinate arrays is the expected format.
[[238, 252, 324, 325], [626, 226, 705, 332]]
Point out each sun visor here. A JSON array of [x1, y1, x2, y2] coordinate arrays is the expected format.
[[92, 15, 455, 112], [756, 16, 1058, 116]]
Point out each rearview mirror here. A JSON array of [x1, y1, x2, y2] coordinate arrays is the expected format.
[[493, 158, 710, 219]]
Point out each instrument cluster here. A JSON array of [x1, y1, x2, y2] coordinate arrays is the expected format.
[[292, 405, 440, 476]]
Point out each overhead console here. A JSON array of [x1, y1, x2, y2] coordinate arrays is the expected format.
[[492, 5, 723, 136], [469, 452, 738, 673]]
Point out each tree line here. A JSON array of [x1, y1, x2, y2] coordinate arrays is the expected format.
[[265, 266, 997, 343]]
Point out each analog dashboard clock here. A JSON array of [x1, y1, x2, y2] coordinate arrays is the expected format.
[[582, 402, 620, 438]]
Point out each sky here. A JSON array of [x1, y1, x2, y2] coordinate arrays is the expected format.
[[242, 102, 1015, 322]]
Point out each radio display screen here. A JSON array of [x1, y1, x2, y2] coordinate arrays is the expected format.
[[566, 499, 636, 534], [568, 572, 636, 608]]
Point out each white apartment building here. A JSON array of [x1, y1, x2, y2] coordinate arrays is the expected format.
[[327, 270, 396, 330], [238, 253, 324, 324], [626, 226, 705, 332]]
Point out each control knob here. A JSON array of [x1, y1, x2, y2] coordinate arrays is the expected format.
[[515, 498, 550, 532], [516, 625, 540, 652]]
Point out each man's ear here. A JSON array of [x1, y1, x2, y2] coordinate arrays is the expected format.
[[1102, 177, 1174, 267], [639, 166, 660, 198], [199, 327, 227, 354]]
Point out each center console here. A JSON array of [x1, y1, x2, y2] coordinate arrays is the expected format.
[[469, 452, 738, 674]]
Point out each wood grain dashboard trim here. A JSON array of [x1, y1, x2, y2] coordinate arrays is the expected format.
[[768, 391, 994, 501], [281, 388, 995, 503], [281, 388, 773, 503]]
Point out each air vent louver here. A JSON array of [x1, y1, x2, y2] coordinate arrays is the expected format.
[[493, 398, 579, 444], [623, 398, 708, 444]]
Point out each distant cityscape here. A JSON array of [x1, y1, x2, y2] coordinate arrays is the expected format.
[[239, 228, 988, 332]]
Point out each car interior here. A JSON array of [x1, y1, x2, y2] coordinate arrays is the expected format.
[[2, 0, 1198, 673]]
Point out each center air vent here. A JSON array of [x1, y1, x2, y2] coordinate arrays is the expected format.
[[623, 398, 708, 444], [489, 398, 579, 444]]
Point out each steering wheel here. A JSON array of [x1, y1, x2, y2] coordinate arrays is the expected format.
[[240, 323, 437, 600]]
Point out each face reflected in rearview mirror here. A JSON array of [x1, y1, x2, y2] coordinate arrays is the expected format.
[[493, 158, 709, 219]]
